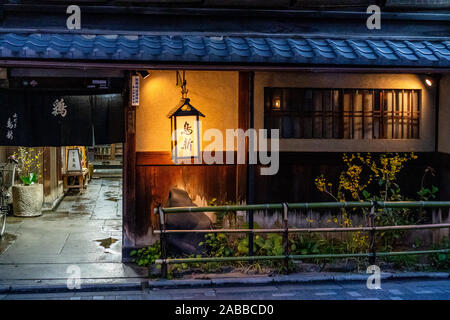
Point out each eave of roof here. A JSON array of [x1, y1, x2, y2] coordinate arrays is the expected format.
[[0, 33, 448, 68]]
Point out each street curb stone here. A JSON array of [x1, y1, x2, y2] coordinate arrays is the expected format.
[[0, 285, 10, 294], [7, 282, 143, 294], [149, 279, 212, 288], [211, 277, 271, 286], [80, 282, 143, 292], [147, 272, 450, 288], [389, 272, 449, 279], [4, 272, 449, 293]]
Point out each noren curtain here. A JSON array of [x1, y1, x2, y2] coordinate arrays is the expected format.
[[0, 90, 124, 146]]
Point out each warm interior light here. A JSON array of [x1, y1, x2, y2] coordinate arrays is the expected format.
[[425, 79, 432, 87], [273, 97, 281, 109]]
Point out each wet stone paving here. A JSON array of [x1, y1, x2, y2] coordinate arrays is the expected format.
[[0, 178, 146, 284]]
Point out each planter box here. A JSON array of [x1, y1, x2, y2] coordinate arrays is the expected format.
[[12, 184, 43, 217]]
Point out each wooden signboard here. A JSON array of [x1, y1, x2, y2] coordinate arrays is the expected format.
[[67, 148, 82, 172], [131, 75, 140, 107]]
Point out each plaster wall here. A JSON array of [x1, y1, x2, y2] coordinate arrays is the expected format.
[[136, 70, 239, 152]]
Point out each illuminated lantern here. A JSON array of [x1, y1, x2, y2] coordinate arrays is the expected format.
[[168, 98, 205, 163]]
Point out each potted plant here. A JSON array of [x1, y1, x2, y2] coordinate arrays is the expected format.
[[11, 147, 44, 217]]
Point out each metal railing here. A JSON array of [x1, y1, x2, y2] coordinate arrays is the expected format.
[[153, 201, 450, 278]]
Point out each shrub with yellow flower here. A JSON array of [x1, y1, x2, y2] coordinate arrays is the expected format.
[[13, 147, 43, 186], [314, 152, 426, 252]]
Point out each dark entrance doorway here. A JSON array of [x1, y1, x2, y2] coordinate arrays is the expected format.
[[0, 69, 129, 272]]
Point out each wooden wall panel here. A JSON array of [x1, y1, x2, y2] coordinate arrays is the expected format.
[[134, 161, 237, 245], [254, 152, 444, 204], [129, 150, 448, 247]]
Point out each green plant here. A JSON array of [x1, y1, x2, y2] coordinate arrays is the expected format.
[[130, 242, 161, 267], [418, 166, 438, 201], [200, 233, 235, 258], [290, 234, 326, 255], [257, 233, 284, 256], [19, 173, 37, 185], [385, 254, 419, 270], [430, 237, 450, 270], [237, 233, 284, 257], [13, 147, 43, 186], [235, 233, 286, 272], [417, 186, 439, 201], [171, 254, 203, 275]]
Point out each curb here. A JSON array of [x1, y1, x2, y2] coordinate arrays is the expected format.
[[147, 272, 450, 289], [0, 282, 144, 294], [1, 272, 448, 294]]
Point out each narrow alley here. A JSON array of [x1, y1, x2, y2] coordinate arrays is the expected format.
[[0, 178, 147, 286]]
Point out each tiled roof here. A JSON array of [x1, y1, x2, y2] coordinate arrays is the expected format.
[[0, 33, 449, 67]]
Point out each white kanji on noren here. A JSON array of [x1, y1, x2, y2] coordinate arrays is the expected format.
[[5, 113, 18, 140], [52, 98, 68, 118]]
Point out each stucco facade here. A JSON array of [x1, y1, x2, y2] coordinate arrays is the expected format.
[[136, 70, 239, 152], [136, 71, 437, 154]]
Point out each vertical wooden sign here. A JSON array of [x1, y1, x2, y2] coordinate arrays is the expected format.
[[131, 75, 140, 107]]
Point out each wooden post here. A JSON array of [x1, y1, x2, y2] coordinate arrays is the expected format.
[[122, 72, 137, 258], [282, 202, 289, 274], [111, 144, 116, 161], [42, 147, 51, 198], [237, 72, 250, 203], [240, 72, 255, 260], [369, 204, 377, 265], [158, 206, 168, 279]]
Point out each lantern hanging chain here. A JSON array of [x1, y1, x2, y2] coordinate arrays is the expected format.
[[177, 70, 189, 99]]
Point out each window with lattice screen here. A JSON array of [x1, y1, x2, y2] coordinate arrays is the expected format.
[[264, 88, 420, 139]]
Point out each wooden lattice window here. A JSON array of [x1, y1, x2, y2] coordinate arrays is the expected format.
[[264, 88, 421, 139]]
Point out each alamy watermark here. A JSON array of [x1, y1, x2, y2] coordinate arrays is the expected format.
[[66, 5, 81, 30], [172, 126, 280, 176], [366, 265, 382, 290], [66, 265, 81, 290], [366, 5, 381, 30]]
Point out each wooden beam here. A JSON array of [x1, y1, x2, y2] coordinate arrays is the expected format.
[[122, 72, 137, 254], [237, 72, 250, 203], [136, 152, 173, 166], [3, 4, 449, 21], [0, 60, 449, 74], [136, 151, 242, 166]]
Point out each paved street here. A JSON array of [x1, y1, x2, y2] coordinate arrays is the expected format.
[[1, 279, 449, 300]]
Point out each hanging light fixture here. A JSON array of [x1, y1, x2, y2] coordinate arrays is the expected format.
[[137, 70, 151, 79], [168, 71, 205, 164]]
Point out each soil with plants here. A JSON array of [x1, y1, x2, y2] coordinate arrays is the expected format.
[[130, 153, 449, 279]]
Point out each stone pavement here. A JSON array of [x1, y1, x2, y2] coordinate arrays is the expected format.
[[0, 177, 147, 286], [1, 279, 449, 300]]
